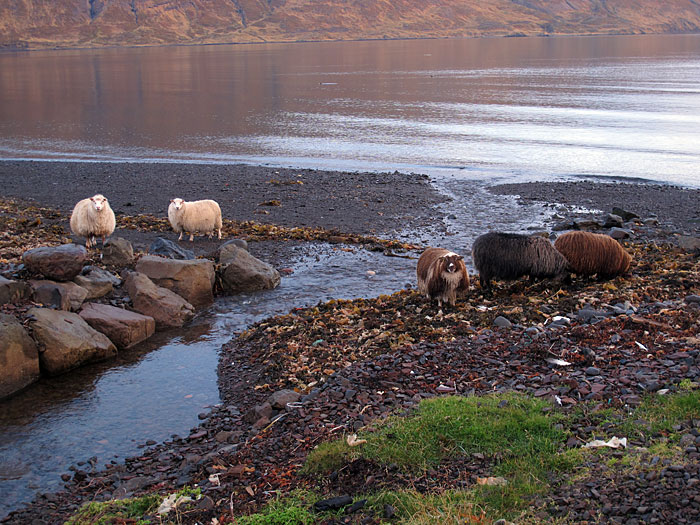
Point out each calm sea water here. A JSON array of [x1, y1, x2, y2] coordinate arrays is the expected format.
[[0, 34, 699, 186], [1, 34, 700, 518]]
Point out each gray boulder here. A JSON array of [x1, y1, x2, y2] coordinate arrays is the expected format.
[[30, 280, 88, 311], [0, 314, 40, 399], [79, 303, 155, 350], [124, 272, 195, 329], [0, 276, 30, 305], [22, 244, 87, 281], [102, 238, 134, 267], [73, 267, 118, 300], [218, 239, 249, 260], [603, 214, 624, 228], [135, 255, 215, 307], [219, 246, 281, 294], [28, 307, 117, 376], [148, 238, 195, 260]]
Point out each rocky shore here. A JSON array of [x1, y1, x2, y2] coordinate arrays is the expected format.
[[1, 161, 699, 524]]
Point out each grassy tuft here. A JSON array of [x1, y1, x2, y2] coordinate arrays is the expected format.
[[65, 494, 162, 525]]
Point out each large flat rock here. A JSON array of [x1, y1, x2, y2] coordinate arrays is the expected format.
[[0, 314, 40, 399], [79, 303, 155, 350], [22, 244, 87, 282], [124, 272, 195, 329], [28, 307, 117, 376], [135, 255, 215, 307]]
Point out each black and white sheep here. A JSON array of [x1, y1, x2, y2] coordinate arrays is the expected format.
[[69, 194, 116, 248], [168, 198, 223, 242], [471, 232, 569, 289]]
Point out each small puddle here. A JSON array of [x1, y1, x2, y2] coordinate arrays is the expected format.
[[0, 180, 552, 518]]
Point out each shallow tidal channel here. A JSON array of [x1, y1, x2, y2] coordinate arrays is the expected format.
[[0, 182, 552, 518]]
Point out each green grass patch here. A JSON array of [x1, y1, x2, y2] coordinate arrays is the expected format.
[[234, 490, 322, 525], [304, 393, 576, 520], [65, 493, 162, 525], [65, 487, 201, 525]]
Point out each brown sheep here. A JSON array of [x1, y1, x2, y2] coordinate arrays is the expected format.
[[554, 231, 631, 278], [416, 247, 470, 307]]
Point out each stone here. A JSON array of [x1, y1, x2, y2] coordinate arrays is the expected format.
[[28, 307, 117, 376], [73, 267, 118, 300], [0, 314, 40, 399], [218, 239, 249, 261], [124, 272, 195, 329], [29, 280, 71, 310], [643, 217, 659, 226], [0, 276, 30, 305], [22, 244, 87, 281], [267, 389, 301, 409], [609, 227, 632, 240], [244, 402, 273, 424], [603, 214, 624, 228], [585, 367, 601, 376], [677, 235, 700, 254], [30, 280, 88, 311], [574, 218, 601, 230], [612, 207, 640, 222], [685, 295, 700, 304], [148, 237, 195, 260], [135, 255, 215, 307], [493, 316, 512, 328], [219, 246, 281, 294], [79, 303, 155, 350], [102, 237, 134, 267]]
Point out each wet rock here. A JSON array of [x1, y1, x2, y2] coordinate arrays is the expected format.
[[218, 246, 281, 294], [552, 220, 576, 231], [0, 276, 30, 305], [124, 272, 195, 329], [685, 295, 700, 305], [643, 217, 659, 226], [22, 244, 87, 282], [0, 314, 40, 399], [79, 303, 155, 350], [30, 280, 88, 311], [148, 237, 195, 260], [28, 307, 117, 376], [267, 389, 301, 410], [135, 255, 215, 307], [102, 237, 134, 267], [73, 267, 117, 300], [585, 367, 601, 376]]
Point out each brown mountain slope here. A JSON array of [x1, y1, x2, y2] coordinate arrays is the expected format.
[[1, 0, 699, 50]]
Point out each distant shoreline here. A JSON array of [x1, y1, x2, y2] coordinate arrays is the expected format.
[[2, 31, 699, 54]]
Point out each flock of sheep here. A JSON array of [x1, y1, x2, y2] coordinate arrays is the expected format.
[[418, 231, 632, 307], [69, 194, 223, 247], [69, 193, 631, 308]]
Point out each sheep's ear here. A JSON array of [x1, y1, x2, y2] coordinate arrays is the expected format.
[[170, 199, 174, 203], [90, 197, 95, 202], [457, 255, 464, 260]]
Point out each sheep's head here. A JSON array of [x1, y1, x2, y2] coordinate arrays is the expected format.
[[170, 198, 185, 210], [440, 253, 464, 273], [90, 194, 108, 211]]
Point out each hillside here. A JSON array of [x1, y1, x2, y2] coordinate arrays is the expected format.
[[2, 0, 700, 50]]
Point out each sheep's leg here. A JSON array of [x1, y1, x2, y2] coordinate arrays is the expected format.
[[217, 228, 222, 240], [189, 233, 194, 242], [178, 232, 183, 241]]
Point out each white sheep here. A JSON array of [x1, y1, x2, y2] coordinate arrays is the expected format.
[[168, 198, 223, 242], [69, 194, 116, 248]]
